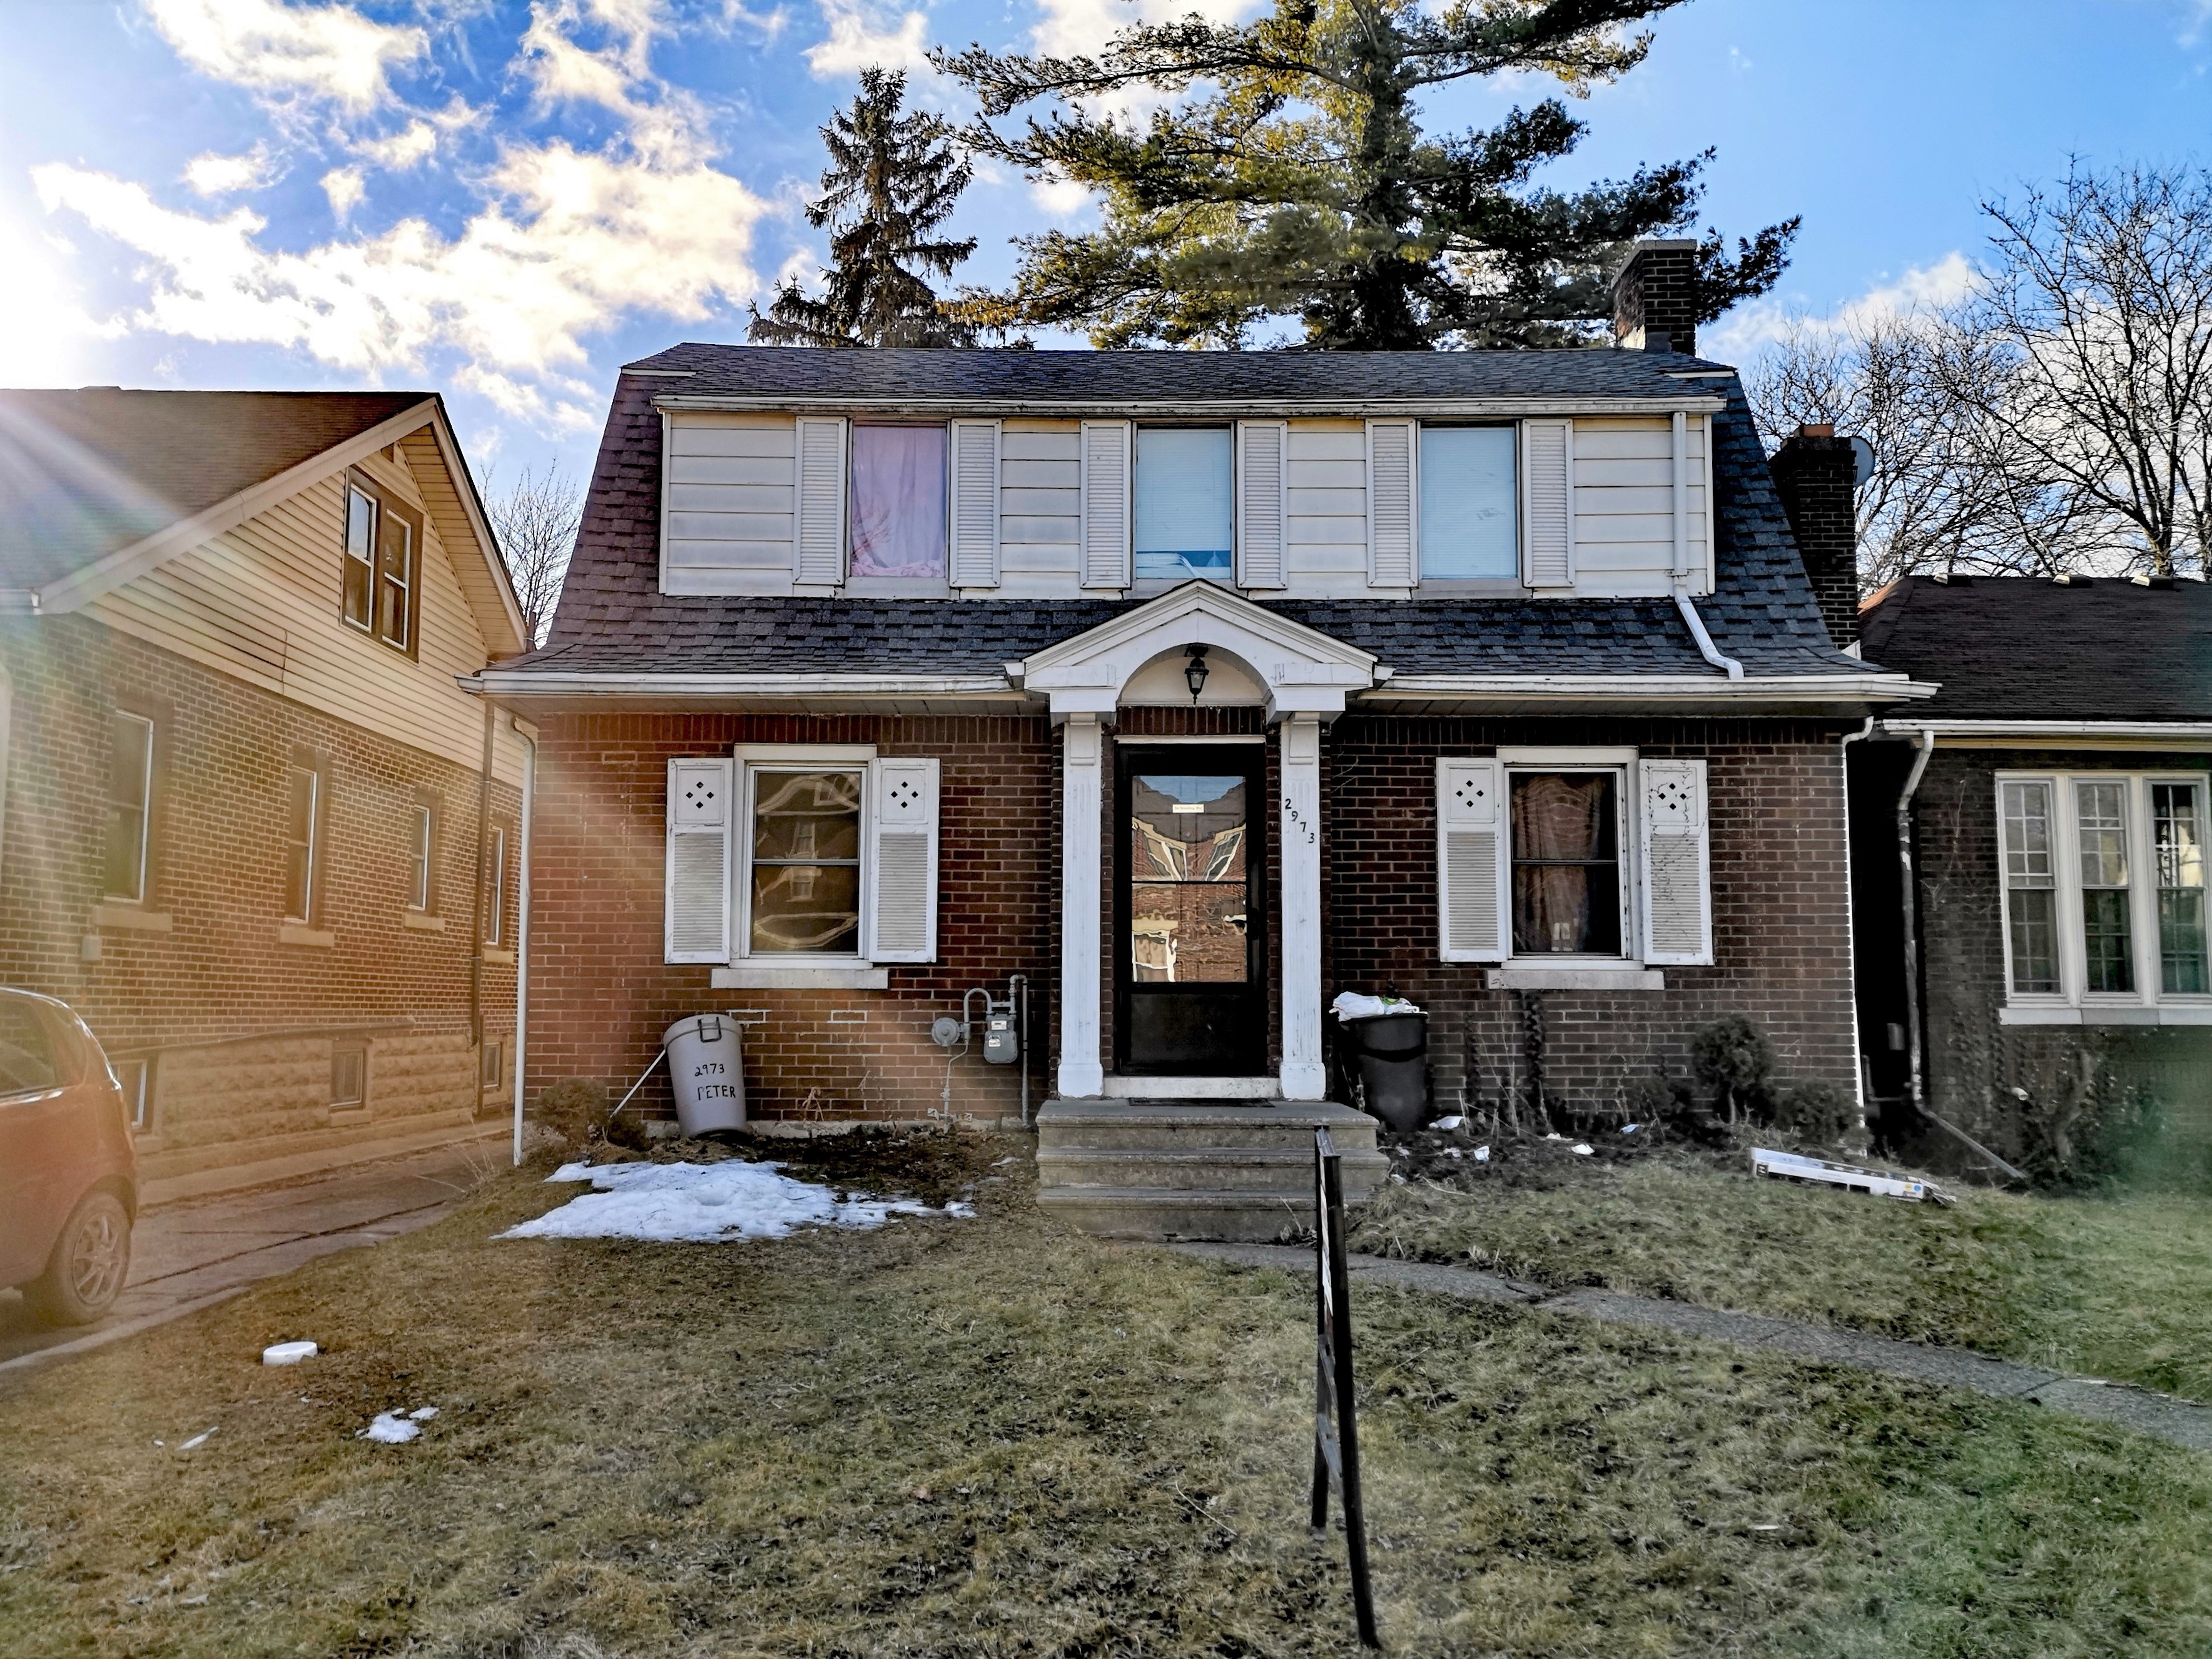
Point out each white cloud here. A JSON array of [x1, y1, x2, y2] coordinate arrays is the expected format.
[[34, 144, 766, 428], [181, 145, 278, 195], [140, 0, 426, 114], [0, 222, 117, 387], [356, 119, 439, 171], [1705, 252, 1980, 364], [1030, 0, 1254, 61], [1029, 173, 1092, 222], [805, 0, 930, 78], [320, 165, 366, 220], [520, 0, 708, 165]]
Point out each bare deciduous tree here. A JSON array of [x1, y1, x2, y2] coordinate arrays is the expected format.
[[487, 463, 582, 648]]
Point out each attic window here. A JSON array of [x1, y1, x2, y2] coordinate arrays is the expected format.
[[342, 475, 422, 655]]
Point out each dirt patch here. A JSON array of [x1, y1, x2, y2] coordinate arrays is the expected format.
[[576, 1125, 1011, 1209], [1371, 1115, 1867, 1194]]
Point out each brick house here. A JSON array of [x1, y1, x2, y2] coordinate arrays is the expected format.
[[0, 390, 529, 1198], [479, 242, 1932, 1235], [1848, 574, 2212, 1179]]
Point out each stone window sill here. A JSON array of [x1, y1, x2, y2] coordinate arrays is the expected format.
[[1999, 1002, 2212, 1027], [280, 923, 335, 949], [1486, 965, 1667, 992], [480, 946, 515, 966], [403, 911, 446, 932], [712, 963, 890, 990], [94, 903, 172, 932]]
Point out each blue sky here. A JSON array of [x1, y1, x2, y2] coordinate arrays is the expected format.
[[2, 0, 2209, 488]]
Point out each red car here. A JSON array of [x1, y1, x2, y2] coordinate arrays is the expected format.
[[0, 988, 137, 1325]]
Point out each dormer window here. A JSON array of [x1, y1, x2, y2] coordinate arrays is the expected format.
[[1418, 425, 1518, 581], [849, 423, 947, 581], [1134, 426, 1233, 583]]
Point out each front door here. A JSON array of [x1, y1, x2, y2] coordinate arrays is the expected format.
[[1116, 746, 1266, 1075]]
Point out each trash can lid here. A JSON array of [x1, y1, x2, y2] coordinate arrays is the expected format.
[[662, 1013, 731, 1047]]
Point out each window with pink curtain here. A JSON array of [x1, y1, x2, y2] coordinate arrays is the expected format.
[[848, 424, 948, 579], [1509, 772, 1622, 955]]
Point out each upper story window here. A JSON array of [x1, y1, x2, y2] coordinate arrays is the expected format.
[[105, 711, 154, 903], [342, 477, 420, 653], [850, 424, 947, 581], [1419, 425, 1518, 581], [1134, 427, 1233, 584], [1999, 771, 2211, 1017]]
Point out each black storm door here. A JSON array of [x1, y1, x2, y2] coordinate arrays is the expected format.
[[1115, 746, 1267, 1075]]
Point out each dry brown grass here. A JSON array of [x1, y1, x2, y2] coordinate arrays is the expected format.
[[2, 1132, 2209, 1656]]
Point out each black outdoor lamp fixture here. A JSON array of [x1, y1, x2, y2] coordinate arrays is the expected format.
[[1183, 644, 1210, 703]]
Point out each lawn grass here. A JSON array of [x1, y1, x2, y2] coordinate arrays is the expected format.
[[2, 1133, 2210, 1656], [1347, 1153, 2212, 1401]]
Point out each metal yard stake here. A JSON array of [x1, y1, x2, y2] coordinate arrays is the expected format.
[[1309, 1127, 1381, 1648]]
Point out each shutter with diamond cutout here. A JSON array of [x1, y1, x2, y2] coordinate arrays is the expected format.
[[1639, 759, 1712, 965], [1436, 758, 1507, 963], [865, 757, 939, 963], [665, 758, 734, 963]]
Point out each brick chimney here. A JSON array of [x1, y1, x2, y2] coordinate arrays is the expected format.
[[1610, 239, 1700, 356], [1769, 424, 1862, 649]]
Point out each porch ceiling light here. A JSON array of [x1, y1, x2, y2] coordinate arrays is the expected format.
[[1183, 644, 1210, 703]]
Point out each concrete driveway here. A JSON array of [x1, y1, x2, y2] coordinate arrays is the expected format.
[[0, 1132, 506, 1376]]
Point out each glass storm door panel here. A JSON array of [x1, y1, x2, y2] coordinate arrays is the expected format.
[[1117, 748, 1266, 1075]]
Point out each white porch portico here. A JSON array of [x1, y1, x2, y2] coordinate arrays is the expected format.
[[1017, 584, 1377, 1101]]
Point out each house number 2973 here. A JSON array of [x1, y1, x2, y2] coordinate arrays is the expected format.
[[1282, 800, 1316, 845]]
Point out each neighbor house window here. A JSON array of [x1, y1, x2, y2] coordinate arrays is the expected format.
[[1133, 427, 1234, 583], [342, 479, 419, 652], [1419, 426, 1518, 580], [1509, 772, 1623, 956], [409, 802, 435, 911], [1997, 773, 2212, 1018], [744, 768, 863, 955], [484, 823, 509, 945], [848, 424, 948, 580], [105, 711, 154, 902], [285, 763, 322, 923], [113, 1055, 152, 1133], [332, 1043, 366, 1109], [482, 1039, 504, 1091]]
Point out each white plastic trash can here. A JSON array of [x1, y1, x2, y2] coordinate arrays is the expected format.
[[663, 1014, 745, 1136]]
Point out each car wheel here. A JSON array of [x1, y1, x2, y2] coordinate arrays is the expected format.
[[23, 1190, 133, 1326]]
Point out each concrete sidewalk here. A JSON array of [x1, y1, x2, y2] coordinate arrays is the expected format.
[[1173, 1241, 2212, 1453], [0, 1132, 506, 1378]]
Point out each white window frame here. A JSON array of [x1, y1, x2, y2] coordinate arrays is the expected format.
[[284, 763, 321, 925], [1995, 769, 2212, 1025], [409, 803, 435, 913], [485, 823, 508, 946], [1498, 749, 1638, 968], [733, 744, 878, 968], [107, 710, 155, 904]]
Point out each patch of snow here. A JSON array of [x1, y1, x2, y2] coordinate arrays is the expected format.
[[1621, 1124, 1641, 1135], [1474, 1145, 1491, 1162], [505, 1160, 976, 1244], [178, 1428, 215, 1451], [408, 1406, 439, 1421], [1431, 1114, 1464, 1131], [1571, 1144, 1594, 1156], [359, 1412, 420, 1444], [261, 1341, 318, 1366], [1543, 1132, 1564, 1142]]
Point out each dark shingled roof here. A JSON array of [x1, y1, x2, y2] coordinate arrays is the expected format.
[[524, 348, 1867, 682], [0, 388, 430, 591], [626, 342, 1729, 404], [1859, 575, 2212, 721]]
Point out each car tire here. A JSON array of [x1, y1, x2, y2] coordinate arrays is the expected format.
[[23, 1189, 133, 1327]]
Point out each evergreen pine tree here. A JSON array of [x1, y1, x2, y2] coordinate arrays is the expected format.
[[937, 0, 1795, 349], [749, 69, 980, 348]]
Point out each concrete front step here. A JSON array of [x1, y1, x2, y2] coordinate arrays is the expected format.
[[1033, 1097, 1389, 1240]]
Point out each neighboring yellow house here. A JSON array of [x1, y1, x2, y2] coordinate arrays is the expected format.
[[0, 388, 531, 1200]]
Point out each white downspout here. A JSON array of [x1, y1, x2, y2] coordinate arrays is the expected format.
[[1839, 716, 1874, 1135], [1675, 592, 1743, 680], [510, 714, 539, 1167]]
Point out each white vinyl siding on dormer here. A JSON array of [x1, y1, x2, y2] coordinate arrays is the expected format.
[[657, 409, 1713, 601]]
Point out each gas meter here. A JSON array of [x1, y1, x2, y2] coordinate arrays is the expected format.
[[983, 1012, 1018, 1065]]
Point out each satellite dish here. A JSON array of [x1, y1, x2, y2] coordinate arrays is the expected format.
[[1850, 434, 1875, 488]]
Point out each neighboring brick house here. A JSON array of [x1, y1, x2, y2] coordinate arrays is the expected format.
[[477, 242, 1932, 1237], [0, 389, 530, 1197], [1850, 575, 2212, 1179]]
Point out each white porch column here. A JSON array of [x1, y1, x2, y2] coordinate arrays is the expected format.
[[1279, 714, 1326, 1100], [1057, 714, 1105, 1097]]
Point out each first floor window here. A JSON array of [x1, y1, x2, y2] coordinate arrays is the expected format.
[[1133, 427, 1234, 582], [2001, 780, 2059, 994], [106, 711, 154, 901], [1509, 771, 1622, 955], [409, 803, 435, 911], [748, 769, 863, 954], [285, 764, 321, 922], [2155, 782, 2209, 994], [2075, 780, 2134, 993], [485, 823, 509, 945]]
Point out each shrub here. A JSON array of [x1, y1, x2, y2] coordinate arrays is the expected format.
[[1774, 1080, 1853, 1144], [1621, 1073, 1695, 1125], [535, 1077, 609, 1149], [1690, 1015, 1776, 1125]]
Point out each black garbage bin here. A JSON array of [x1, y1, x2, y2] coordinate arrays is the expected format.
[[1342, 1011, 1429, 1132]]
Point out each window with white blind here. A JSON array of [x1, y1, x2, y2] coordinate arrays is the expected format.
[[1418, 426, 1518, 580], [1997, 772, 2212, 1022], [1134, 427, 1234, 583]]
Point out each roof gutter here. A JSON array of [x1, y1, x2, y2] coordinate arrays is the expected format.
[[1366, 672, 1935, 703], [462, 669, 1018, 699], [1881, 718, 2212, 746], [1673, 593, 1743, 680]]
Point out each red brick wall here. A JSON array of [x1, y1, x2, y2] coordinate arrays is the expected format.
[[0, 616, 517, 1162], [1325, 716, 1861, 1114]]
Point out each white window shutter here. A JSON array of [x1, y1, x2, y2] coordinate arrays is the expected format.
[[865, 757, 939, 963], [1079, 420, 1131, 589], [794, 417, 847, 586], [665, 758, 734, 964], [1640, 759, 1712, 965], [1236, 420, 1287, 589], [1436, 758, 1508, 963], [1366, 419, 1417, 587], [1521, 417, 1573, 590], [949, 419, 1001, 588]]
